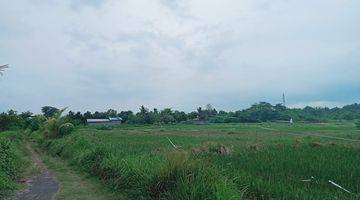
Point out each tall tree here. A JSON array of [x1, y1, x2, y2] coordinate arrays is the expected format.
[[41, 106, 60, 118], [106, 109, 117, 117], [159, 108, 175, 124], [137, 106, 154, 124], [197, 107, 207, 121]]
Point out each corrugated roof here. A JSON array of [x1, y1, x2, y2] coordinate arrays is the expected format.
[[87, 119, 110, 123], [109, 117, 122, 121]]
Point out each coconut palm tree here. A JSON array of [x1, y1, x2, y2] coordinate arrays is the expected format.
[[0, 64, 9, 75]]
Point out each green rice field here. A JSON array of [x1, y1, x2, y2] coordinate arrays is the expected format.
[[35, 122, 360, 199]]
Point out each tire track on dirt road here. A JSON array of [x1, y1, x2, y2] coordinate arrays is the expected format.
[[12, 143, 59, 200]]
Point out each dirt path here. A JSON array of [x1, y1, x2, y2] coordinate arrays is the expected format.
[[13, 143, 59, 200]]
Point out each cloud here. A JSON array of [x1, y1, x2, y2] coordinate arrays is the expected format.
[[0, 0, 359, 113]]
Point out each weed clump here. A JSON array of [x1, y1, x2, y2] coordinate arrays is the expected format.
[[293, 138, 303, 148], [192, 142, 233, 155], [59, 123, 75, 136], [149, 151, 240, 199], [309, 142, 324, 148], [78, 147, 111, 175], [247, 143, 263, 151]]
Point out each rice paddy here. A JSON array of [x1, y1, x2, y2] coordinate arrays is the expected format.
[[34, 122, 360, 199]]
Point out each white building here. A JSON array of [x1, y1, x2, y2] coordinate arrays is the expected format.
[[86, 117, 122, 126]]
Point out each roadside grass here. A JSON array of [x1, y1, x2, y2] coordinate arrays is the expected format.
[[32, 122, 360, 199], [34, 132, 243, 199], [0, 131, 30, 199], [35, 146, 118, 200]]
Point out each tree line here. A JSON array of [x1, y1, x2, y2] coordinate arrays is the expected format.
[[1, 102, 360, 132]]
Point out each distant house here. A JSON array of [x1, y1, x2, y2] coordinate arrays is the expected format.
[[87, 117, 122, 126]]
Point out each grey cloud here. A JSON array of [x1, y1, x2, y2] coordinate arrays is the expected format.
[[0, 0, 359, 113]]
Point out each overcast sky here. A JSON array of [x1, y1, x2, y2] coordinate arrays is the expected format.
[[1, 0, 359, 113]]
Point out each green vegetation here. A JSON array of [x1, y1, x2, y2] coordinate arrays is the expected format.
[[0, 131, 27, 199], [1, 102, 360, 199], [54, 102, 360, 125], [356, 120, 360, 129], [35, 134, 240, 199], [31, 122, 360, 199], [43, 108, 75, 139], [2, 102, 360, 132], [36, 146, 116, 200], [96, 125, 113, 131]]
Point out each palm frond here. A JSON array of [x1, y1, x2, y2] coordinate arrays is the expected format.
[[0, 64, 9, 75], [54, 107, 68, 119]]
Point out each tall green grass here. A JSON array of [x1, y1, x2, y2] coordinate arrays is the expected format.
[[208, 143, 360, 199], [356, 121, 360, 129], [36, 132, 242, 199]]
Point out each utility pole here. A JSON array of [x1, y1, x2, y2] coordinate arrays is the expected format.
[[282, 93, 286, 107]]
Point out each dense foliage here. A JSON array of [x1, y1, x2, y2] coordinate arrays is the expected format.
[[1, 103, 360, 132], [0, 132, 25, 199], [51, 102, 360, 125], [65, 102, 360, 125], [43, 108, 75, 138]]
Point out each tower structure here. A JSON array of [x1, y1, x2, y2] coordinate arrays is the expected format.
[[282, 93, 286, 107]]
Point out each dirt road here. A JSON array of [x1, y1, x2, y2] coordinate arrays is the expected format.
[[13, 143, 59, 200]]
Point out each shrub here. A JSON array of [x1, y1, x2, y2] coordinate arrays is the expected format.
[[59, 123, 75, 136], [0, 139, 21, 179], [0, 111, 24, 132], [192, 142, 233, 155], [0, 170, 16, 199], [44, 118, 61, 138], [29, 120, 41, 132], [0, 139, 22, 198], [28, 115, 46, 132], [44, 108, 74, 138]]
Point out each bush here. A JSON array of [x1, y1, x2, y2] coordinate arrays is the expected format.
[[28, 115, 46, 132], [356, 120, 360, 129], [44, 118, 61, 138], [59, 123, 75, 136], [0, 139, 21, 179], [0, 111, 24, 132], [44, 108, 74, 138], [0, 139, 22, 198]]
